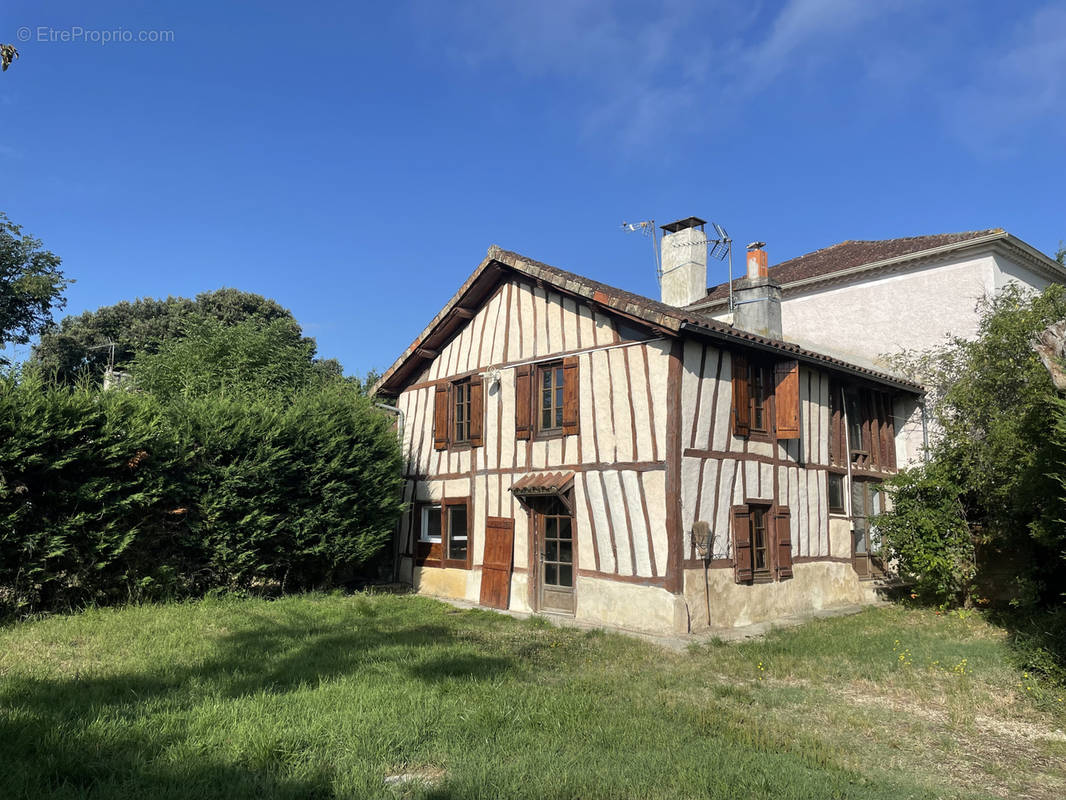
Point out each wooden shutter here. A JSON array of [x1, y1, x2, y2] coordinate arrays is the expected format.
[[479, 516, 515, 610], [732, 353, 750, 438], [828, 382, 842, 465], [774, 360, 800, 440], [562, 356, 580, 436], [433, 384, 450, 451], [884, 395, 897, 471], [469, 376, 484, 448], [732, 505, 753, 583], [775, 506, 793, 580], [515, 365, 533, 440]]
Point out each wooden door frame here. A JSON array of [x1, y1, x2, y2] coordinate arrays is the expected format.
[[525, 491, 576, 614]]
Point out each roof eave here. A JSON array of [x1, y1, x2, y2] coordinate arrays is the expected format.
[[678, 322, 923, 394]]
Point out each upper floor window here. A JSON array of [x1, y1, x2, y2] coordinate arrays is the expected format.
[[731, 353, 799, 441], [829, 382, 897, 473], [515, 357, 579, 440], [433, 376, 483, 451], [453, 379, 472, 443], [539, 362, 565, 433]]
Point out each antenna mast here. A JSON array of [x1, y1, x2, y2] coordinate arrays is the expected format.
[[620, 220, 662, 284]]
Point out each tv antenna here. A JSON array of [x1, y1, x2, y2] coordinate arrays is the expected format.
[[620, 220, 662, 285], [707, 222, 736, 311], [87, 338, 118, 372]]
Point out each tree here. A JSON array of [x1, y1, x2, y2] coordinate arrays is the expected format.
[[877, 284, 1066, 608], [32, 288, 313, 382], [0, 212, 68, 362], [131, 317, 325, 402]]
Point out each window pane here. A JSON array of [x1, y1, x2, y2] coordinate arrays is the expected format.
[[545, 563, 557, 586], [558, 564, 573, 587], [559, 540, 572, 564], [558, 517, 571, 540], [828, 474, 845, 513], [447, 506, 468, 560], [422, 505, 442, 543], [851, 481, 866, 516], [546, 540, 558, 562], [555, 405, 563, 428]]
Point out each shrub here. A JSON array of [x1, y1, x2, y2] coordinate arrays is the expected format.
[[0, 369, 404, 618]]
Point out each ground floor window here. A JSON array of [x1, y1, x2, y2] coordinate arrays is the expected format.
[[414, 498, 471, 569]]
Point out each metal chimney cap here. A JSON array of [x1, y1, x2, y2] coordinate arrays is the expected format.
[[746, 241, 766, 251], [661, 217, 707, 234]]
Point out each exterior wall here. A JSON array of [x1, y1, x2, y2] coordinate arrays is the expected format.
[[395, 277, 682, 631], [775, 254, 998, 369], [678, 340, 902, 629], [679, 342, 836, 564]]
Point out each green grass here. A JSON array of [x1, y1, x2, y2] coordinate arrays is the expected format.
[[1, 595, 1063, 799]]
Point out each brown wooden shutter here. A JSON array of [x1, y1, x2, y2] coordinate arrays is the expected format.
[[884, 395, 897, 471], [774, 360, 800, 440], [469, 376, 484, 448], [479, 516, 515, 610], [515, 365, 533, 440], [562, 356, 580, 436], [732, 353, 750, 438], [732, 505, 753, 583], [433, 383, 450, 451], [828, 382, 842, 465], [775, 506, 793, 580]]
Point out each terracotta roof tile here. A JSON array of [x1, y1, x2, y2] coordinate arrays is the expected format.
[[510, 471, 575, 495]]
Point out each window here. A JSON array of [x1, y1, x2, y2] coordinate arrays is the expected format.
[[731, 354, 799, 440], [419, 504, 442, 543], [750, 363, 771, 434], [732, 503, 793, 583], [433, 377, 483, 451], [538, 362, 565, 433], [515, 357, 579, 440], [829, 383, 897, 473], [453, 380, 471, 443], [750, 505, 770, 577], [446, 503, 468, 561], [414, 498, 472, 568], [828, 473, 846, 514]]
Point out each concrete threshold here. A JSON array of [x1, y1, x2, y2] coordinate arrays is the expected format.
[[428, 595, 884, 652]]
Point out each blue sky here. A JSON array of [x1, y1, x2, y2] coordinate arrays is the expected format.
[[2, 0, 1064, 374]]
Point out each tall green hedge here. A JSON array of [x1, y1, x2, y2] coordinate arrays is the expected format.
[[0, 370, 404, 618]]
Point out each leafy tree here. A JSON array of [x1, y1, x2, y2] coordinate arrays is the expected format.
[[878, 284, 1066, 608], [0, 212, 68, 362], [131, 317, 324, 402], [32, 288, 311, 382]]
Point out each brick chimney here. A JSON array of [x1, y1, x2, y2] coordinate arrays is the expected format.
[[659, 217, 708, 307], [733, 242, 782, 339]]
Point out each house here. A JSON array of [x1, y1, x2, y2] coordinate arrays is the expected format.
[[374, 217, 942, 633]]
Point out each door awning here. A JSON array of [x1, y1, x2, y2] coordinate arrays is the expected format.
[[509, 471, 575, 498]]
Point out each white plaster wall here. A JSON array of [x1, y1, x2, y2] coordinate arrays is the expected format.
[[778, 255, 998, 369]]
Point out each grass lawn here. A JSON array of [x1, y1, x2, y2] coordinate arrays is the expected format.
[[1, 594, 1063, 800]]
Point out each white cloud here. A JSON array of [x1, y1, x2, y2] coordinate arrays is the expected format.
[[409, 0, 1064, 156]]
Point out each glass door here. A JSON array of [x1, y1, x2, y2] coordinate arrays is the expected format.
[[537, 496, 575, 614]]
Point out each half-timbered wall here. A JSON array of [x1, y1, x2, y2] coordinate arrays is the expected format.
[[394, 277, 678, 627], [678, 341, 835, 563]]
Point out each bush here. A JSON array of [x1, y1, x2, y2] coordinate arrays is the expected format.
[[0, 370, 194, 615], [0, 369, 404, 618], [877, 284, 1066, 610], [876, 465, 974, 606]]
